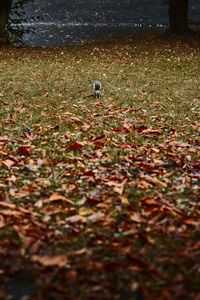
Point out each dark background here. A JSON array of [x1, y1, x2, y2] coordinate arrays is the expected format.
[[13, 0, 200, 46]]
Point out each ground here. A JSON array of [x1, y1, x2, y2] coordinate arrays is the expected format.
[[0, 32, 200, 299]]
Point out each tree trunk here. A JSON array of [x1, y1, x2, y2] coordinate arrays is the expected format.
[[0, 0, 13, 43], [168, 0, 191, 34]]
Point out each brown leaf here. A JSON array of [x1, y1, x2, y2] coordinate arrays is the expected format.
[[0, 216, 5, 228], [181, 217, 199, 227], [113, 185, 125, 195], [142, 128, 162, 135], [0, 209, 22, 217], [169, 141, 190, 148], [106, 179, 127, 195], [141, 175, 167, 188], [9, 188, 30, 198], [0, 136, 15, 143], [31, 255, 68, 267], [88, 211, 104, 222], [2, 159, 15, 169], [48, 193, 74, 204], [130, 212, 144, 223], [65, 215, 87, 223], [0, 201, 16, 209], [137, 180, 153, 189]]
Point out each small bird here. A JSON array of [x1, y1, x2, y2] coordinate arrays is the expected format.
[[93, 81, 102, 99]]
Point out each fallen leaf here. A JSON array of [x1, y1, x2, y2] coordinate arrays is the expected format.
[[0, 201, 16, 209], [106, 179, 127, 195], [119, 196, 130, 205], [130, 212, 144, 223], [141, 175, 167, 188], [17, 146, 31, 156], [0, 209, 22, 217], [79, 207, 95, 216], [31, 255, 68, 267], [169, 141, 190, 148], [137, 126, 148, 133], [2, 159, 15, 169], [0, 216, 5, 228], [65, 215, 87, 223], [9, 188, 31, 198], [87, 211, 104, 222], [68, 142, 83, 149], [74, 248, 87, 255], [48, 193, 74, 204], [0, 136, 15, 143], [142, 128, 162, 135]]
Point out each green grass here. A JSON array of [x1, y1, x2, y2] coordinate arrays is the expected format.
[[0, 33, 200, 299]]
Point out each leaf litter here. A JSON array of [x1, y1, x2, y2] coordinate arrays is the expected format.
[[0, 34, 200, 299]]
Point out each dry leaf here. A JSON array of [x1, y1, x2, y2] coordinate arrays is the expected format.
[[142, 128, 162, 135], [141, 175, 167, 188], [2, 159, 15, 169], [119, 196, 130, 205], [31, 255, 68, 267], [88, 211, 104, 222], [65, 215, 87, 223], [48, 193, 74, 204], [79, 207, 94, 216], [0, 216, 5, 228]]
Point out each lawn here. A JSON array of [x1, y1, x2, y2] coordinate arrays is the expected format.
[[0, 33, 200, 299]]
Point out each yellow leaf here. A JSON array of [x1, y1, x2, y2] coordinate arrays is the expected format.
[[74, 248, 87, 255], [119, 196, 130, 205], [79, 207, 94, 216]]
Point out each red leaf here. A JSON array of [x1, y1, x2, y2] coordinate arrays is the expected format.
[[103, 262, 124, 271], [83, 170, 95, 177], [17, 146, 31, 156], [131, 142, 137, 147], [68, 142, 83, 149], [93, 134, 105, 141], [137, 125, 148, 133]]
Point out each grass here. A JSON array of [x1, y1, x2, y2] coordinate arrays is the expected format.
[[0, 32, 200, 299]]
